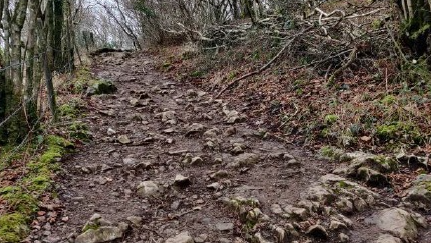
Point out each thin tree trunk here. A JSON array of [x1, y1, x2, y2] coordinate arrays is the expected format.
[[0, 57, 6, 144], [232, 0, 240, 19], [2, 0, 30, 143], [53, 0, 64, 71], [25, 0, 40, 125]]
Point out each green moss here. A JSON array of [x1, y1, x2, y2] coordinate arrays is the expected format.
[[69, 66, 93, 94], [374, 155, 399, 172], [319, 146, 344, 161], [424, 181, 431, 191], [0, 186, 20, 194], [0, 187, 38, 216], [371, 19, 383, 29], [320, 128, 331, 137], [336, 181, 354, 189], [0, 135, 73, 242], [162, 61, 171, 68], [69, 122, 90, 140], [376, 124, 398, 138], [190, 70, 205, 78], [0, 213, 29, 243], [58, 103, 78, 118], [39, 149, 62, 164], [35, 135, 72, 170], [376, 122, 423, 143], [24, 175, 52, 192], [82, 222, 100, 232], [324, 114, 339, 125], [46, 135, 74, 149], [381, 95, 397, 105], [242, 219, 256, 233]]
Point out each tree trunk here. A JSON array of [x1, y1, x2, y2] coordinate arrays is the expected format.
[[53, 0, 64, 71], [398, 0, 431, 56], [63, 0, 75, 72], [25, 0, 39, 126], [0, 56, 6, 144], [2, 0, 30, 143], [232, 0, 240, 19]]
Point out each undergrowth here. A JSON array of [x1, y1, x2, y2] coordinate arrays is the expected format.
[[0, 70, 90, 242], [156, 32, 431, 154], [0, 135, 73, 242]]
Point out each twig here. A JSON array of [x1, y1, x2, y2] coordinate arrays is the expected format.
[[215, 27, 313, 98], [385, 68, 388, 93], [328, 46, 358, 85], [385, 21, 407, 62], [177, 23, 213, 42], [288, 48, 352, 71]]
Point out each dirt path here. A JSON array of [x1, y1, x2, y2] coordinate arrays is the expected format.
[[27, 52, 429, 243]]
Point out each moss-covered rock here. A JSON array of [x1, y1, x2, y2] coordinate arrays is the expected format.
[[357, 167, 390, 187], [334, 152, 399, 187], [86, 79, 117, 96], [404, 174, 431, 209]]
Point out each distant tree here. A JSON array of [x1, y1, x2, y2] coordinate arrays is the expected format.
[[0, 0, 78, 144]]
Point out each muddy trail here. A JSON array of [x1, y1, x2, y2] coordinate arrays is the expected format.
[[28, 52, 430, 243]]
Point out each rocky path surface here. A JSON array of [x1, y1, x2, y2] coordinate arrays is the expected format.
[[28, 52, 430, 243]]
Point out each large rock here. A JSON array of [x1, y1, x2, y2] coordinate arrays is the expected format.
[[254, 232, 272, 243], [159, 111, 177, 124], [215, 222, 234, 231], [226, 153, 260, 168], [86, 79, 117, 96], [75, 222, 128, 243], [346, 153, 398, 173], [374, 208, 421, 242], [283, 205, 308, 219], [375, 234, 402, 243], [396, 153, 429, 169], [343, 153, 398, 187], [319, 174, 380, 201], [302, 184, 335, 204], [174, 174, 191, 187], [403, 174, 431, 209], [306, 225, 328, 239], [203, 128, 220, 138], [185, 123, 205, 136], [136, 181, 163, 198], [165, 231, 194, 243], [357, 167, 390, 187], [222, 107, 243, 124]]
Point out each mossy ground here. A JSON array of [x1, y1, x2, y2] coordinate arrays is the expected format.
[[0, 69, 88, 242], [319, 146, 345, 162], [62, 66, 95, 94], [0, 135, 73, 242], [0, 213, 29, 243]]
